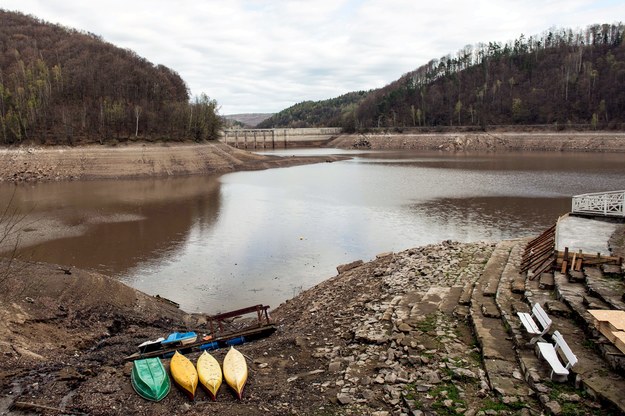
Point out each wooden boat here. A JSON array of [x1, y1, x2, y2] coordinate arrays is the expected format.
[[131, 357, 170, 402], [170, 351, 198, 400], [161, 332, 197, 347], [197, 351, 222, 400], [223, 346, 248, 399]]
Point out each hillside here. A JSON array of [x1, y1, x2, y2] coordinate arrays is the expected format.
[[0, 10, 221, 145], [223, 113, 274, 128], [265, 24, 625, 131], [257, 90, 368, 129]]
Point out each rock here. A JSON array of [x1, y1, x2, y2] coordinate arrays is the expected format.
[[558, 393, 581, 402], [337, 392, 354, 405], [423, 370, 441, 384], [545, 400, 562, 415], [337, 260, 364, 274], [450, 367, 478, 380], [384, 372, 397, 384], [328, 361, 342, 372], [398, 322, 412, 332]]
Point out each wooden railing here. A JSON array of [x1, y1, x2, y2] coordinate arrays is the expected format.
[[572, 190, 625, 217]]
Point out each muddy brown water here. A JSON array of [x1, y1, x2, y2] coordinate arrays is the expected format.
[[2, 149, 624, 314]]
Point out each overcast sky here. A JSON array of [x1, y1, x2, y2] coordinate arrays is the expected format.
[[3, 1, 624, 114]]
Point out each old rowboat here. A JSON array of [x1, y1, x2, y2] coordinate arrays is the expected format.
[[223, 346, 248, 400], [131, 357, 170, 402], [197, 351, 223, 400], [170, 351, 198, 400]]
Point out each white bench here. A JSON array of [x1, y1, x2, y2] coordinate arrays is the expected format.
[[536, 331, 578, 380], [517, 302, 552, 344]]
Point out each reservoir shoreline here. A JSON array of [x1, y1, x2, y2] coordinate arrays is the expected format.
[[1, 131, 625, 182]]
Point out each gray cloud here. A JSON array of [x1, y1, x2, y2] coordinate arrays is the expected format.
[[3, 0, 624, 114]]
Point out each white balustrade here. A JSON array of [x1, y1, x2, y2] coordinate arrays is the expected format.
[[571, 190, 625, 217]]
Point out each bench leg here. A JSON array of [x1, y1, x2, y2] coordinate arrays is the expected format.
[[529, 335, 547, 345]]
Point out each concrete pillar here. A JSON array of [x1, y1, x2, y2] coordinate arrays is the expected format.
[[253, 131, 257, 149], [262, 131, 266, 148]]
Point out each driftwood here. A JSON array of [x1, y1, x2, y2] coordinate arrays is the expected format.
[[11, 401, 88, 415]]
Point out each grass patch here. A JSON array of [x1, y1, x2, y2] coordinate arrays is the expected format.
[[430, 383, 466, 415], [414, 313, 437, 333]]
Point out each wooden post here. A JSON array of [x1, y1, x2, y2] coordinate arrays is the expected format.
[[263, 131, 266, 148], [272, 130, 275, 149], [244, 131, 248, 149], [235, 130, 239, 148]]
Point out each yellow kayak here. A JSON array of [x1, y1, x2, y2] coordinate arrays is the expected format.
[[223, 346, 248, 400], [197, 351, 222, 401], [170, 351, 198, 400]]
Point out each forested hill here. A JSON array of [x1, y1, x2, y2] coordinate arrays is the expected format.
[[0, 10, 221, 145], [257, 91, 369, 129], [267, 23, 625, 131]]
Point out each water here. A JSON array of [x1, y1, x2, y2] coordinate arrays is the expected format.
[[3, 149, 624, 314]]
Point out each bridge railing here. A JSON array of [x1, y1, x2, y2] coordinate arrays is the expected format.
[[571, 190, 625, 217]]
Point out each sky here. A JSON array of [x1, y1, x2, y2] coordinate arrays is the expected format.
[[2, 1, 624, 114]]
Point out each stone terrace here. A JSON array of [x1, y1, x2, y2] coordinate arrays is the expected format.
[[469, 232, 625, 415]]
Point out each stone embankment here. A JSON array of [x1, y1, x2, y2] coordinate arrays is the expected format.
[[275, 234, 625, 415], [329, 132, 625, 152]]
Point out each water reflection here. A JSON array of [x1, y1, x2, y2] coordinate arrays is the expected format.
[[8, 176, 222, 276]]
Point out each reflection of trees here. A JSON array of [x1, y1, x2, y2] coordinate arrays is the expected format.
[[12, 176, 222, 276], [412, 196, 570, 235]]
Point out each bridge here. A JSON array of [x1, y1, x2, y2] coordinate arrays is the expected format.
[[572, 190, 625, 218], [221, 127, 342, 149]]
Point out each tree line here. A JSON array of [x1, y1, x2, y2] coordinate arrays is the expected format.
[[0, 10, 221, 145], [265, 23, 625, 131], [258, 91, 369, 129]]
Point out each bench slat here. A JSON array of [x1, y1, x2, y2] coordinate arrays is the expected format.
[[537, 342, 569, 376], [517, 312, 541, 334]]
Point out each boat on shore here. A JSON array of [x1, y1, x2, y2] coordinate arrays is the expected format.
[[130, 357, 170, 402], [223, 346, 248, 400], [197, 351, 223, 400], [161, 332, 197, 347], [170, 351, 198, 400]]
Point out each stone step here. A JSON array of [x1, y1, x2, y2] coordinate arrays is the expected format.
[[481, 241, 515, 297], [585, 267, 625, 311], [538, 272, 554, 290], [470, 239, 533, 400], [458, 281, 474, 306]]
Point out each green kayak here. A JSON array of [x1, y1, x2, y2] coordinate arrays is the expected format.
[[131, 357, 171, 401]]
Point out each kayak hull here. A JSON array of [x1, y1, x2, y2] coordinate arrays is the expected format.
[[131, 357, 170, 402], [170, 351, 198, 401], [197, 350, 223, 400], [223, 346, 248, 400]]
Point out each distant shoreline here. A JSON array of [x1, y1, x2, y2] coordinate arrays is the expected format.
[[329, 131, 625, 152], [1, 131, 624, 183], [0, 141, 346, 183]]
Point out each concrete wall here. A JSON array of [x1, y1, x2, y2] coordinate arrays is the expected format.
[[221, 128, 342, 149]]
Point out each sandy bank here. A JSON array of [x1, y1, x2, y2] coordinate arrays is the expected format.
[[329, 131, 625, 152], [0, 141, 345, 182]]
